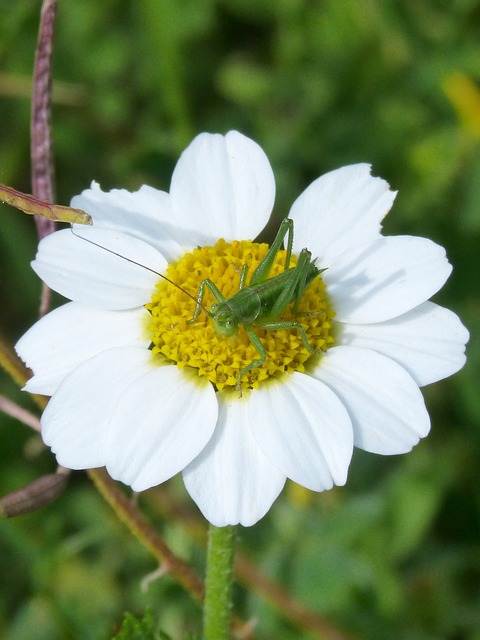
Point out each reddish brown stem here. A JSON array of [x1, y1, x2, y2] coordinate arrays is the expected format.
[[0, 394, 41, 431], [236, 559, 356, 640], [88, 469, 205, 603], [31, 0, 58, 316], [31, 0, 57, 211], [89, 470, 252, 638], [0, 471, 70, 518]]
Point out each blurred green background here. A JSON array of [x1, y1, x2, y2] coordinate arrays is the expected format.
[[0, 1, 479, 638]]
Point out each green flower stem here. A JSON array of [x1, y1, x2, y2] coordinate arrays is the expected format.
[[203, 524, 237, 640]]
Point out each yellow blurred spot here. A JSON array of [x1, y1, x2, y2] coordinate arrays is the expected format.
[[442, 72, 480, 140], [286, 482, 314, 508]]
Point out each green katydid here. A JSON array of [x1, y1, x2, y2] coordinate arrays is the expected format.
[[188, 218, 325, 391], [71, 217, 324, 391]]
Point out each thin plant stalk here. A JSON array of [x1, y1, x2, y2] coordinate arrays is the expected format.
[[31, 0, 57, 317], [203, 524, 237, 640]]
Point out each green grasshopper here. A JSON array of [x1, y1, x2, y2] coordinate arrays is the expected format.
[[72, 217, 324, 391], [188, 218, 324, 391]]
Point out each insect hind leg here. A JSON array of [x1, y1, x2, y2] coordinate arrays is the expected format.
[[249, 218, 294, 286], [259, 319, 324, 357], [236, 318, 324, 395]]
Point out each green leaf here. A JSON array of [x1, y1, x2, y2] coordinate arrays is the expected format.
[[112, 609, 168, 640]]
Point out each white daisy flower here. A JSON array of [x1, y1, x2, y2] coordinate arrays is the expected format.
[[15, 131, 469, 527]]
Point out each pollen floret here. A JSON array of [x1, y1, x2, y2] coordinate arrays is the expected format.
[[146, 238, 334, 391]]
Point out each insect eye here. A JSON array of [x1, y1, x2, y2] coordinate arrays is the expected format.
[[219, 312, 235, 328]]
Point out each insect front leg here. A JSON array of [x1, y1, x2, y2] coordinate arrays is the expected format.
[[188, 278, 225, 322]]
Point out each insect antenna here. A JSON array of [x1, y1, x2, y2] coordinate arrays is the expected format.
[[69, 225, 210, 316]]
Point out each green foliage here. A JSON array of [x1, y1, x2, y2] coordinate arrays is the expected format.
[[112, 609, 166, 640], [0, 1, 479, 639]]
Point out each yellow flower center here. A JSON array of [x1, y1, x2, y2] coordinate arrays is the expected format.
[[146, 238, 335, 391]]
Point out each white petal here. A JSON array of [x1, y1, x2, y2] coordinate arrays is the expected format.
[[41, 348, 155, 469], [170, 131, 275, 245], [32, 227, 167, 309], [183, 390, 286, 527], [325, 236, 452, 323], [249, 373, 353, 491], [16, 303, 150, 396], [311, 346, 430, 454], [71, 183, 186, 262], [289, 164, 396, 262], [339, 301, 469, 387], [105, 366, 218, 491]]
